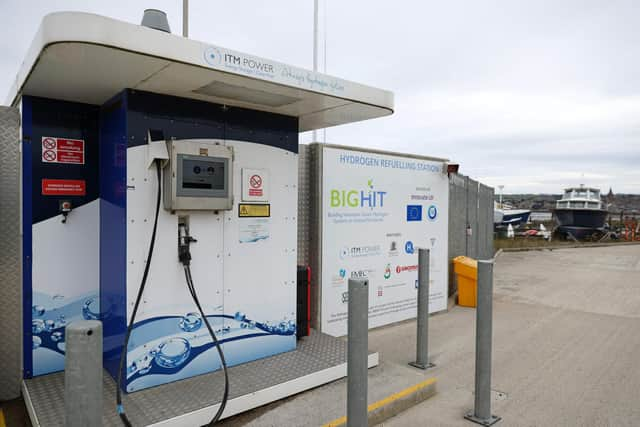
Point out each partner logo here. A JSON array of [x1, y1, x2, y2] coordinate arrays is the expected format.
[[427, 204, 438, 221], [405, 241, 415, 254], [396, 264, 418, 274], [351, 268, 374, 279], [330, 179, 387, 209], [341, 291, 349, 304], [340, 245, 381, 259], [331, 268, 347, 286], [384, 264, 392, 280], [406, 205, 422, 221]]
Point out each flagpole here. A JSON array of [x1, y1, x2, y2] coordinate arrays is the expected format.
[[312, 0, 319, 142]]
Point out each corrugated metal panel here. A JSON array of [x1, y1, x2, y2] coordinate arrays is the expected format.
[[448, 174, 467, 295], [447, 173, 494, 295], [308, 143, 323, 329], [297, 145, 311, 265], [478, 183, 495, 259], [466, 177, 479, 259], [0, 106, 22, 400]]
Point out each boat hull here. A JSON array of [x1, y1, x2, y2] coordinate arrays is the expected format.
[[495, 210, 531, 228], [553, 208, 607, 234]]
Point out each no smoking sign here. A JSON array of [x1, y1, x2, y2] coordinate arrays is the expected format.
[[41, 136, 85, 164], [242, 168, 269, 202]]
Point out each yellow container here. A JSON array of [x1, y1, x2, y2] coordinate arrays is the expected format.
[[453, 256, 478, 307]]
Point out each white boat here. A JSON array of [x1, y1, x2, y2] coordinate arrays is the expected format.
[[494, 201, 531, 228], [553, 185, 608, 239]]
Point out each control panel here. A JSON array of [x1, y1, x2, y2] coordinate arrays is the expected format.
[[163, 140, 233, 211]]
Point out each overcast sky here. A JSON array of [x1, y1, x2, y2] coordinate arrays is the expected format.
[[1, 0, 638, 194]]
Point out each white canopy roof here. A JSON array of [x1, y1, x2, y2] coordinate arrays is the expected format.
[[7, 12, 394, 132]]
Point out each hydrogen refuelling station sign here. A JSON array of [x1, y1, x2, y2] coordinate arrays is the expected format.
[[320, 146, 449, 337]]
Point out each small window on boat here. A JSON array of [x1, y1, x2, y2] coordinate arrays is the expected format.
[[588, 202, 598, 208]]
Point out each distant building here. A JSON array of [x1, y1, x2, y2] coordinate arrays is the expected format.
[[606, 187, 615, 204]]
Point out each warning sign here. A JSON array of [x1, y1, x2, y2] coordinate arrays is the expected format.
[[42, 179, 86, 196], [239, 204, 270, 218], [242, 168, 269, 202], [41, 137, 85, 164], [249, 174, 263, 196]]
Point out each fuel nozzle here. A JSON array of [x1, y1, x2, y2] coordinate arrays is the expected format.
[[178, 221, 197, 266]]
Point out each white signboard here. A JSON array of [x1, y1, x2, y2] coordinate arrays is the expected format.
[[321, 147, 449, 337], [242, 168, 269, 202]]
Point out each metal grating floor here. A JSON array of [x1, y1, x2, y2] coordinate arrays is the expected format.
[[23, 330, 360, 426]]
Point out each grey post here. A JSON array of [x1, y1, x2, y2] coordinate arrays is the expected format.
[[409, 248, 435, 370], [65, 320, 103, 427], [465, 260, 500, 426], [347, 278, 369, 427]]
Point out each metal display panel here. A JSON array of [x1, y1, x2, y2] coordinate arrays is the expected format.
[[0, 106, 22, 400], [314, 144, 450, 337]]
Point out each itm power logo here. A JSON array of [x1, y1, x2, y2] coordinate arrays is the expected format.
[[330, 179, 387, 209]]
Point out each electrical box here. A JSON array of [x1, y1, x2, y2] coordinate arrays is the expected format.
[[163, 140, 233, 212]]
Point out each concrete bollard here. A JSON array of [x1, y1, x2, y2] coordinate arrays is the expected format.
[[409, 248, 435, 370], [464, 260, 500, 426], [65, 320, 103, 427], [347, 278, 369, 427]]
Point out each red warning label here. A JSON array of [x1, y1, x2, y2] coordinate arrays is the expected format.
[[249, 174, 263, 196], [42, 137, 85, 164], [42, 179, 86, 196]]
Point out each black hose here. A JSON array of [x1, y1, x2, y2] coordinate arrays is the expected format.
[[116, 159, 230, 426], [183, 266, 230, 425]]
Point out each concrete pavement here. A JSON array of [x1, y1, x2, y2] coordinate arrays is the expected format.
[[383, 245, 640, 427]]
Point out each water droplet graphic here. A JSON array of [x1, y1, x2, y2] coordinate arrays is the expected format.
[[136, 354, 153, 375], [155, 337, 191, 369], [82, 298, 100, 320], [240, 322, 248, 329], [32, 319, 45, 334], [57, 315, 66, 327], [32, 305, 45, 317], [45, 319, 56, 331], [179, 312, 202, 332], [248, 320, 256, 329], [234, 311, 246, 322], [51, 331, 63, 342], [33, 336, 42, 349], [222, 325, 230, 334]]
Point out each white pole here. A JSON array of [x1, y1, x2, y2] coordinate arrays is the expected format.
[[312, 0, 319, 142], [183, 0, 189, 38], [323, 0, 328, 143]]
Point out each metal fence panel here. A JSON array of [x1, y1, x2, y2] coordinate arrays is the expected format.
[[0, 106, 22, 400], [478, 184, 495, 259], [447, 173, 494, 296], [466, 177, 480, 259]]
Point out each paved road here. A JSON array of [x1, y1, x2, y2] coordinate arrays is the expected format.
[[383, 245, 640, 427]]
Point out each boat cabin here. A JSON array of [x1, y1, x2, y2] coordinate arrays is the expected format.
[[556, 186, 603, 210]]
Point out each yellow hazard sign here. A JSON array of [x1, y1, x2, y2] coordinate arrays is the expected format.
[[239, 204, 270, 218]]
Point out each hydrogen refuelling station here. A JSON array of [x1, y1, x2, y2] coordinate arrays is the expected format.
[[1, 10, 397, 426]]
